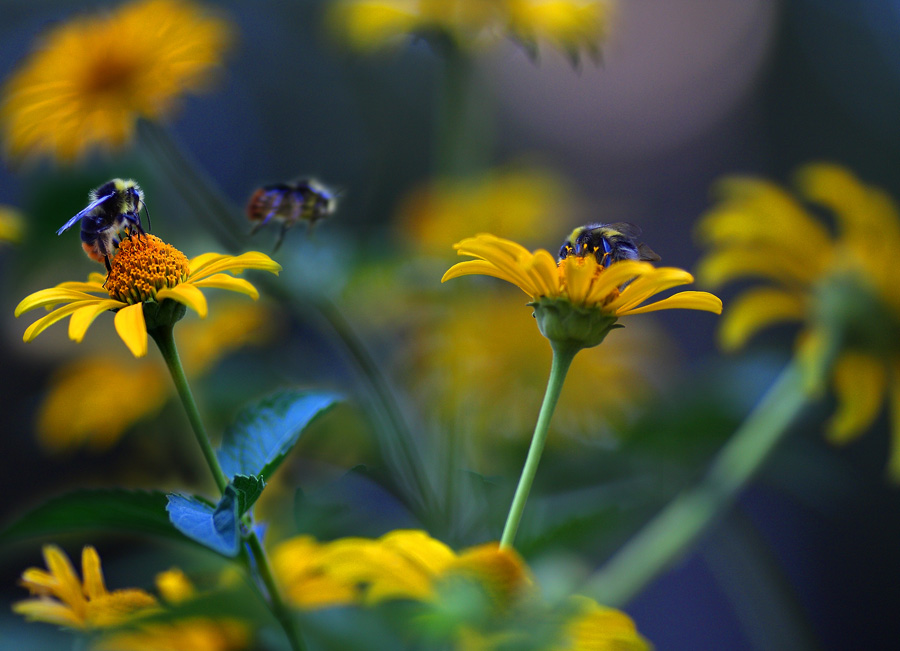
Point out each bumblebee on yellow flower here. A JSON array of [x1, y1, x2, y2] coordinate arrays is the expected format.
[[0, 0, 232, 163], [696, 162, 900, 479], [15, 234, 280, 358]]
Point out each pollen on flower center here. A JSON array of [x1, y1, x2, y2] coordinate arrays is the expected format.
[[105, 234, 190, 304], [81, 54, 141, 97]]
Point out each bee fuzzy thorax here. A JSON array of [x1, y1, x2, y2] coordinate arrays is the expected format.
[[559, 222, 660, 268], [246, 178, 336, 251]]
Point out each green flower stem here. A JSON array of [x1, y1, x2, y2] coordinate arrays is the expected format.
[[500, 343, 578, 549], [150, 323, 306, 651], [582, 359, 817, 607], [150, 323, 228, 493]]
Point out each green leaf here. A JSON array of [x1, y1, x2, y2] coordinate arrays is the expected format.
[[165, 493, 240, 557], [0, 489, 181, 545], [217, 389, 340, 480], [231, 474, 265, 515]]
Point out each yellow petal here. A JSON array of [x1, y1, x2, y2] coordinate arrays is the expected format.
[[607, 267, 694, 313], [583, 260, 652, 305], [68, 300, 123, 342], [826, 353, 887, 444], [81, 546, 107, 600], [56, 279, 106, 293], [114, 303, 148, 358], [12, 599, 83, 628], [695, 247, 820, 289], [187, 252, 227, 276], [15, 288, 97, 317], [156, 284, 208, 318], [43, 545, 84, 613], [189, 273, 259, 299], [23, 301, 97, 342], [563, 255, 599, 305], [442, 260, 536, 297], [717, 288, 805, 351], [621, 291, 723, 316], [188, 251, 281, 281]]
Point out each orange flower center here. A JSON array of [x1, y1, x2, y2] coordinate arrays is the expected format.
[[106, 234, 189, 304]]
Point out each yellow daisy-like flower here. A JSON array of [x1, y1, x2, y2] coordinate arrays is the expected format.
[[556, 596, 650, 651], [327, 0, 610, 58], [696, 163, 900, 478], [15, 234, 281, 358], [94, 619, 250, 651], [443, 233, 721, 349], [13, 545, 157, 630], [0, 0, 232, 163]]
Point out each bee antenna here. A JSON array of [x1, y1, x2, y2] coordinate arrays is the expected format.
[[142, 202, 152, 232]]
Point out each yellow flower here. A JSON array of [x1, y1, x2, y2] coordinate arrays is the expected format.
[[443, 233, 721, 349], [13, 545, 157, 630], [398, 167, 573, 254], [556, 596, 650, 651], [696, 163, 900, 478], [272, 529, 530, 609], [327, 0, 610, 57], [93, 619, 250, 651], [15, 234, 281, 358], [0, 205, 24, 243], [0, 0, 232, 163]]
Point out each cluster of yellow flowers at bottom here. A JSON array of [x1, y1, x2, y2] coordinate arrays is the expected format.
[[271, 529, 650, 650], [15, 234, 281, 358], [695, 163, 900, 478], [14, 546, 248, 651]]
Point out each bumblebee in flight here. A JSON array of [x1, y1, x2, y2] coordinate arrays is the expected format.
[[559, 222, 660, 267], [57, 178, 150, 272], [246, 179, 336, 251]]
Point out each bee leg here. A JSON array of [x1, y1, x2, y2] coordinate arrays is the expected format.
[[273, 223, 288, 252]]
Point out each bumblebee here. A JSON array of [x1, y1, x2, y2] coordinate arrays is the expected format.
[[57, 179, 150, 272], [246, 179, 336, 251], [559, 222, 660, 267]]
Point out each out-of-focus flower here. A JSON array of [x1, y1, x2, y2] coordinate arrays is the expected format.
[[696, 163, 900, 478], [413, 293, 666, 441], [34, 300, 275, 452], [15, 234, 280, 357], [272, 529, 529, 609], [443, 233, 721, 350], [272, 529, 648, 649], [13, 545, 156, 629], [398, 167, 572, 254], [94, 619, 250, 651], [0, 205, 24, 243], [0, 0, 232, 163], [327, 0, 610, 59]]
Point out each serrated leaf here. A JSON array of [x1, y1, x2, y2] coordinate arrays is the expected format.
[[1, 490, 181, 545], [166, 493, 239, 557], [217, 389, 340, 480], [231, 474, 265, 515]]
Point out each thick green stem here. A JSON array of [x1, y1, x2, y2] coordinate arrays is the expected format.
[[582, 360, 817, 607], [150, 324, 228, 493], [500, 343, 577, 549], [151, 325, 305, 651]]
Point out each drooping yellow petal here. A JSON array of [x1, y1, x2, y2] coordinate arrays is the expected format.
[[717, 288, 805, 351], [114, 303, 148, 358], [68, 300, 124, 342], [695, 246, 820, 289], [190, 273, 259, 299], [442, 259, 537, 297], [607, 267, 695, 313], [12, 599, 83, 628], [24, 301, 98, 342], [15, 288, 99, 316], [826, 353, 887, 444], [81, 546, 107, 600], [620, 291, 723, 316], [188, 251, 281, 282], [157, 283, 209, 318]]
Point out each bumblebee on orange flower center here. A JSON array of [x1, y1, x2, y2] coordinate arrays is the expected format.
[[105, 235, 190, 304]]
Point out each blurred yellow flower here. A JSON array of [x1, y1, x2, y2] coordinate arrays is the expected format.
[[327, 0, 610, 57], [272, 529, 530, 609], [13, 545, 156, 629], [696, 163, 900, 478], [35, 300, 275, 452], [557, 596, 650, 651], [398, 167, 573, 254], [94, 619, 250, 651], [413, 293, 666, 442], [0, 0, 232, 163], [0, 205, 24, 243], [15, 234, 280, 357]]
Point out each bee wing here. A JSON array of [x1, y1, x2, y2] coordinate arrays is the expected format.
[[637, 242, 661, 262], [603, 222, 643, 238], [56, 192, 115, 235]]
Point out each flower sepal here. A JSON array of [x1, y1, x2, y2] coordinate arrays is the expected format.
[[530, 297, 621, 352], [142, 299, 188, 334]]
